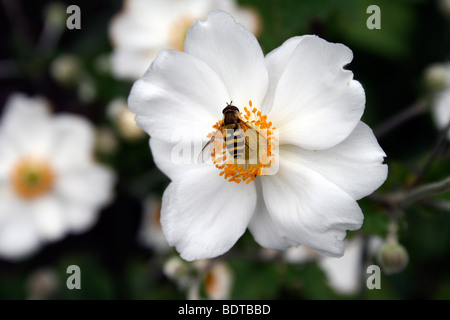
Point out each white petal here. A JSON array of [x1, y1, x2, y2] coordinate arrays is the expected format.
[[32, 196, 66, 241], [50, 115, 96, 173], [0, 134, 18, 180], [184, 10, 268, 108], [0, 213, 41, 260], [432, 89, 450, 139], [281, 122, 387, 200], [248, 180, 291, 250], [262, 35, 313, 114], [150, 137, 210, 181], [150, 138, 184, 181], [161, 166, 257, 261], [268, 36, 365, 150], [261, 158, 364, 257], [64, 202, 99, 234], [54, 164, 115, 207], [0, 93, 53, 157], [128, 49, 230, 143]]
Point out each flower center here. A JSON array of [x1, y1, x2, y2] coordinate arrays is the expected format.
[[207, 100, 277, 184], [11, 157, 55, 200], [168, 15, 194, 52]]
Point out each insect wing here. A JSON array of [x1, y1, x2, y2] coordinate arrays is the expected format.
[[239, 121, 268, 150], [197, 129, 224, 164]]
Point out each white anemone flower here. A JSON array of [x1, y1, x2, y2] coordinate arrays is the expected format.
[[0, 93, 115, 260], [109, 0, 261, 80], [128, 11, 388, 261]]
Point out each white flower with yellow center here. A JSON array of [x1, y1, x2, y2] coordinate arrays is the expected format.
[[109, 0, 260, 80], [128, 11, 388, 261], [0, 93, 115, 260]]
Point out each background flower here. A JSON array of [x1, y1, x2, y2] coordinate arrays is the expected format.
[[109, 0, 261, 80], [0, 93, 115, 260]]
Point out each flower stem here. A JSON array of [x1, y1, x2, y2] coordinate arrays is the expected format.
[[374, 99, 427, 139], [400, 176, 450, 208], [409, 117, 450, 188]]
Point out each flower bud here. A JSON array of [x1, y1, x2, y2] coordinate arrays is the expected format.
[[106, 98, 145, 141], [50, 54, 82, 86], [44, 2, 66, 30], [27, 268, 60, 300], [424, 63, 450, 92], [377, 240, 409, 275]]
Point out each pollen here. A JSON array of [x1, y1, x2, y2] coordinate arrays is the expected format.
[[11, 156, 56, 200], [207, 101, 277, 184]]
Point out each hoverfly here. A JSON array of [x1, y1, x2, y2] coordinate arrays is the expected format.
[[197, 102, 267, 165]]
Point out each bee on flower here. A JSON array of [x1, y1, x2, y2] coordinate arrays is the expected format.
[[128, 11, 388, 261]]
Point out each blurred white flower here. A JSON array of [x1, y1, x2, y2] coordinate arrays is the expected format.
[[284, 236, 382, 295], [107, 98, 145, 141], [189, 260, 233, 300], [318, 236, 382, 295], [201, 261, 233, 300], [109, 0, 261, 80], [138, 195, 170, 252], [433, 89, 450, 139], [0, 93, 115, 260], [129, 11, 387, 261], [427, 62, 450, 139]]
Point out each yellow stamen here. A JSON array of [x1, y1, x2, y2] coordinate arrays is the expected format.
[[206, 101, 276, 184], [11, 157, 55, 200]]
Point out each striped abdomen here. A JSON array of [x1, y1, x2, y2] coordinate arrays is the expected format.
[[225, 127, 245, 159]]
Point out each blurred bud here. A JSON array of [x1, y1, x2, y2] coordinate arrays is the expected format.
[[77, 77, 97, 104], [50, 54, 83, 86], [94, 53, 112, 75], [424, 63, 450, 91], [377, 240, 409, 275], [163, 256, 191, 284], [27, 267, 60, 300], [107, 98, 145, 141], [95, 126, 119, 155], [44, 2, 66, 30], [283, 245, 318, 264], [259, 248, 279, 261]]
